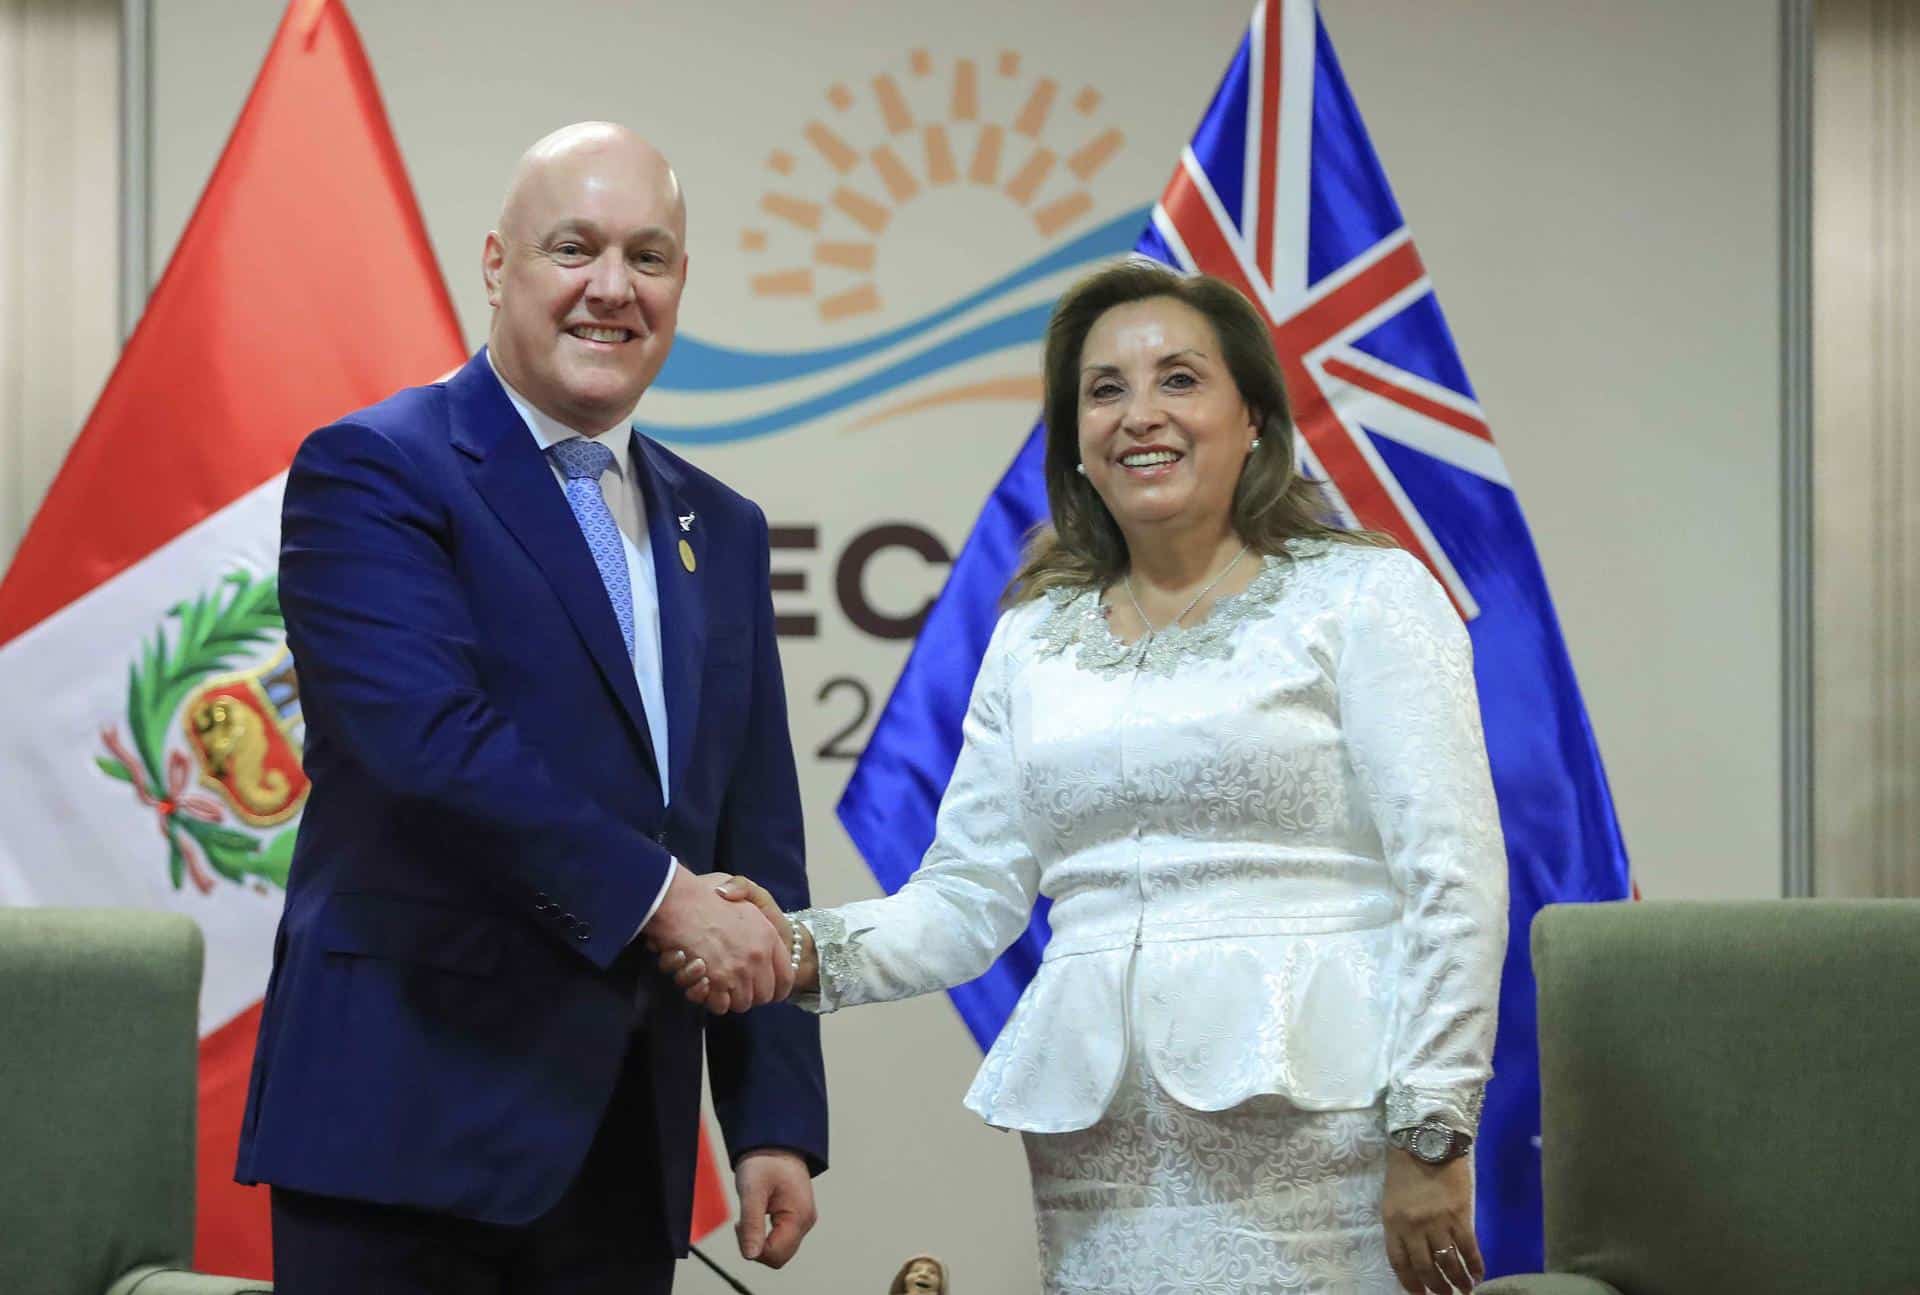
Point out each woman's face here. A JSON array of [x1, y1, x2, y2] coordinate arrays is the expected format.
[[902, 1258, 943, 1291], [1075, 295, 1258, 543]]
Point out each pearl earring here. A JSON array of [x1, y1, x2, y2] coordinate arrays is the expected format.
[[1076, 463, 1088, 476], [1250, 437, 1262, 450]]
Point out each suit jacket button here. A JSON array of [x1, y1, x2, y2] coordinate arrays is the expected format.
[[574, 922, 593, 941], [652, 829, 667, 846]]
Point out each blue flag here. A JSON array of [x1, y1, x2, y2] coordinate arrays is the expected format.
[[836, 0, 1630, 1274]]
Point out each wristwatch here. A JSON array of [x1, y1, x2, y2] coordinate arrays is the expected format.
[[1389, 1120, 1473, 1165]]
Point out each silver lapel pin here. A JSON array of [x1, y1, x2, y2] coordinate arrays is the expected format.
[[678, 511, 695, 532]]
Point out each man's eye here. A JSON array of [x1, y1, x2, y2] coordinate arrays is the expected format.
[[553, 243, 587, 260]]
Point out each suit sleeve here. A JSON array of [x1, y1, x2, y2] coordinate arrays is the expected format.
[[701, 503, 830, 1175], [279, 419, 670, 969], [788, 609, 1039, 1013]]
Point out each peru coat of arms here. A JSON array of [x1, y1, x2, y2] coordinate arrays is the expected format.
[[95, 569, 304, 894]]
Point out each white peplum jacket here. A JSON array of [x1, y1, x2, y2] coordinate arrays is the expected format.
[[795, 539, 1508, 1138]]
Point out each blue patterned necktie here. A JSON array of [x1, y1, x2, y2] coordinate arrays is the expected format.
[[548, 437, 635, 662]]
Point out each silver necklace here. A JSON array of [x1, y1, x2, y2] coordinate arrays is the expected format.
[[1123, 543, 1250, 637]]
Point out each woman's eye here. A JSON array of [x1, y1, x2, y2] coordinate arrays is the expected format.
[[1088, 382, 1121, 400], [1164, 371, 1197, 390]]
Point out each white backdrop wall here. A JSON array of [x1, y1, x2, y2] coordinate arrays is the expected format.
[[0, 0, 118, 561], [144, 2, 1784, 1289]]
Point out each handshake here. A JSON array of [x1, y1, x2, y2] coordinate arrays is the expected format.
[[641, 865, 818, 1014]]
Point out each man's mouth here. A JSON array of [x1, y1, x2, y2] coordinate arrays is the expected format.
[[568, 325, 636, 344]]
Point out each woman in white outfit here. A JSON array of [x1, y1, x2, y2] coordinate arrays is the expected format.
[[661, 262, 1508, 1295]]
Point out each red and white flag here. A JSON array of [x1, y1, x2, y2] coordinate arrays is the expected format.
[[0, 0, 728, 1274]]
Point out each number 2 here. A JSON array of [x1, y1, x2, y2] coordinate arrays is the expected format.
[[815, 676, 871, 761]]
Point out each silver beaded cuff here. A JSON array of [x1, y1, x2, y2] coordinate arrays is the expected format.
[[787, 907, 864, 1014], [1386, 1082, 1486, 1135]]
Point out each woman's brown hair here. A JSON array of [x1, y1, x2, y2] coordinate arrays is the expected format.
[[1008, 259, 1383, 605]]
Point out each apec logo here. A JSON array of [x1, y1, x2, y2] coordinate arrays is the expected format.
[[635, 48, 1146, 446]]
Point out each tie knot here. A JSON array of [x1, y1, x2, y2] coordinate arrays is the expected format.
[[549, 437, 618, 481]]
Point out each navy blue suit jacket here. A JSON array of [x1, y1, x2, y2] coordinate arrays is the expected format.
[[236, 350, 827, 1243]]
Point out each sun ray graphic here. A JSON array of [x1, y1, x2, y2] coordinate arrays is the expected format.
[[742, 48, 1126, 324]]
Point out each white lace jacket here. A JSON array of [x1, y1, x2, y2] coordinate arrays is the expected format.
[[796, 540, 1508, 1136]]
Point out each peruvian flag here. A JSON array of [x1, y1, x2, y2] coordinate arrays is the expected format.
[[0, 0, 727, 1276]]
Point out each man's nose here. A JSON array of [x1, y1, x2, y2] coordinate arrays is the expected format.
[[583, 250, 636, 307]]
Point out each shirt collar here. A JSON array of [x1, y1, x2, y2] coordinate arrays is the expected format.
[[487, 351, 636, 477]]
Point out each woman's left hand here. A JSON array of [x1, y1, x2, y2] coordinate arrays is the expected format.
[[1382, 1148, 1483, 1292]]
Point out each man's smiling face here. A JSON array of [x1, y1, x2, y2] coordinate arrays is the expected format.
[[483, 125, 688, 433]]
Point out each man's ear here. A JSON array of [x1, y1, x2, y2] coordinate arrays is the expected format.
[[481, 231, 506, 307]]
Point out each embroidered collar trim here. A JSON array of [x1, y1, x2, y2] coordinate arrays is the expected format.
[[1034, 539, 1331, 679]]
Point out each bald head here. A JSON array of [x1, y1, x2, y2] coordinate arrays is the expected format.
[[498, 122, 685, 243], [482, 121, 690, 433]]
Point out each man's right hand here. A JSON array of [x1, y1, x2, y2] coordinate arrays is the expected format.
[[641, 865, 791, 1012], [656, 875, 818, 1005]]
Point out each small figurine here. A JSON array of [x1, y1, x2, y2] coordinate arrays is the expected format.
[[888, 1254, 947, 1293]]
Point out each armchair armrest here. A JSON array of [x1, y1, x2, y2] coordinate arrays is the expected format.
[[108, 1265, 273, 1295], [1479, 1275, 1624, 1295]]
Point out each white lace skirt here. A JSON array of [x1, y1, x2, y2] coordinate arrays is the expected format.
[[1022, 1051, 1400, 1294]]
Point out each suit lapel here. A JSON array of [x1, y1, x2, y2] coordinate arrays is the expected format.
[[632, 434, 707, 804], [446, 350, 660, 787]]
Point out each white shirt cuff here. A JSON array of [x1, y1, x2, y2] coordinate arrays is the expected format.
[[632, 857, 682, 944]]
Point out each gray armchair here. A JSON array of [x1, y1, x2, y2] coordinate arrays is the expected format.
[[1482, 900, 1920, 1295], [0, 908, 271, 1295]]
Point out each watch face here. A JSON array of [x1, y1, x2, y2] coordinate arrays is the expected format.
[[1412, 1125, 1454, 1161]]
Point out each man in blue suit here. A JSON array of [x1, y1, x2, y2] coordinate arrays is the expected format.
[[237, 122, 827, 1292]]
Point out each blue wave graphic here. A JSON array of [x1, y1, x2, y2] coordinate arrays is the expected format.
[[639, 302, 1055, 445], [638, 205, 1148, 444]]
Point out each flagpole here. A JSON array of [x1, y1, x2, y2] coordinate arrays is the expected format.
[[118, 0, 152, 341], [687, 1245, 759, 1295]]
